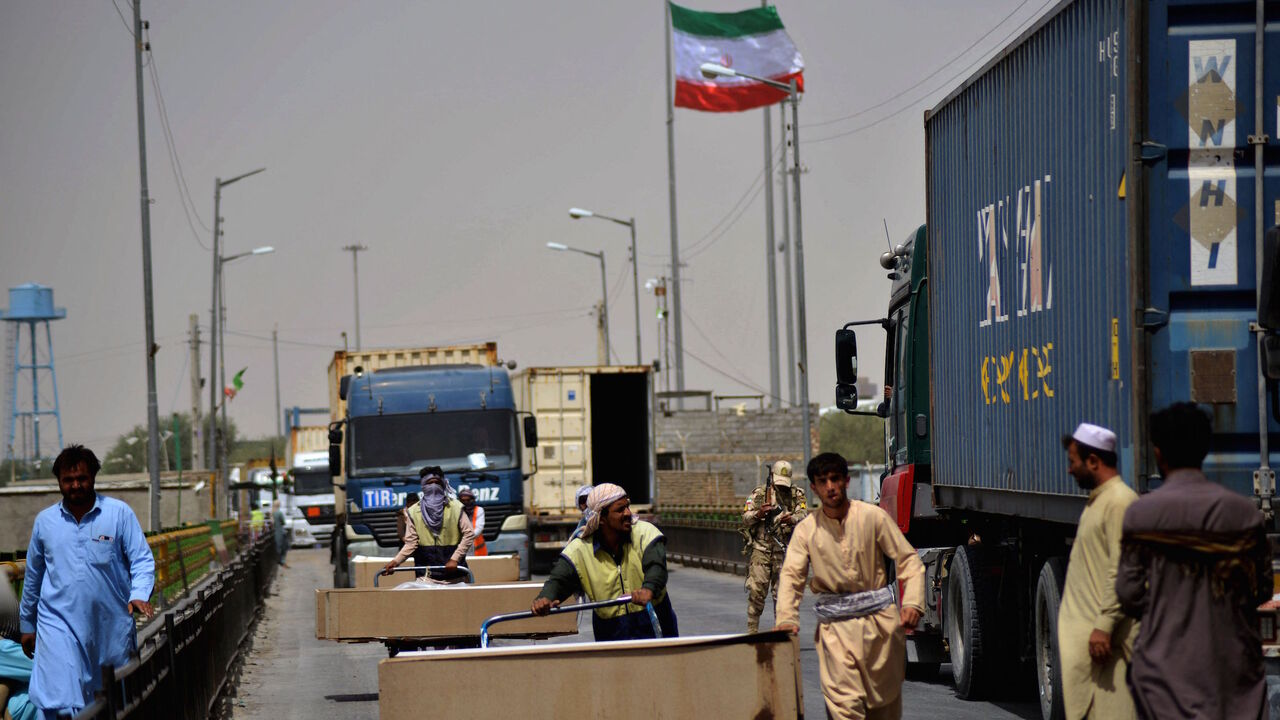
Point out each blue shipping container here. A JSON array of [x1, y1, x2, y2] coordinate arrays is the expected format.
[[926, 0, 1279, 518]]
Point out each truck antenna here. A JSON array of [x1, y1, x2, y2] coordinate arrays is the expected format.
[[882, 219, 893, 251]]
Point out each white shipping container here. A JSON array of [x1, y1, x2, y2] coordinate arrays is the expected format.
[[512, 365, 654, 520]]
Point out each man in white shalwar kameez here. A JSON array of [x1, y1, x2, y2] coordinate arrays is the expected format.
[[775, 452, 925, 720]]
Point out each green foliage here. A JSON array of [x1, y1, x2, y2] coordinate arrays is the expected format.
[[819, 411, 885, 464], [0, 458, 51, 484], [103, 413, 216, 474], [228, 436, 285, 465]]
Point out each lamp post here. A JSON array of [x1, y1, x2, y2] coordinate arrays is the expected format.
[[209, 167, 265, 511], [700, 63, 812, 466], [569, 208, 641, 365], [215, 244, 274, 504], [547, 242, 610, 363], [342, 244, 368, 350]]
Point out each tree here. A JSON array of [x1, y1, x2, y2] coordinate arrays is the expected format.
[[819, 410, 885, 464], [102, 413, 235, 474]]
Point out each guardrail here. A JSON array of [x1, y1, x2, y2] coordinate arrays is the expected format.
[[3, 519, 248, 623], [654, 505, 751, 575], [72, 530, 279, 719]]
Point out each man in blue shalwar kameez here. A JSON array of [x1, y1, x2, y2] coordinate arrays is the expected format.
[[18, 445, 155, 718]]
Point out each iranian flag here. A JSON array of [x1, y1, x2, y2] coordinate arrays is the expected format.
[[671, 2, 804, 113]]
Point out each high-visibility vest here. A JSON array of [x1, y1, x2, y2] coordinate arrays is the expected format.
[[466, 505, 488, 556], [408, 499, 462, 547], [562, 520, 665, 619]]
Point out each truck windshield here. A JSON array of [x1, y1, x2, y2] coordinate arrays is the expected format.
[[349, 410, 518, 476], [291, 468, 331, 495]]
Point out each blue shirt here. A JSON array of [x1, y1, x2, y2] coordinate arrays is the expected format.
[[18, 494, 155, 713]]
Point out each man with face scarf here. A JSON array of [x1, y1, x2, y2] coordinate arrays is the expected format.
[[382, 466, 474, 581], [531, 483, 679, 641]]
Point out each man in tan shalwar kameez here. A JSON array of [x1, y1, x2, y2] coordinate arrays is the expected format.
[[1058, 423, 1138, 720], [775, 452, 925, 720]]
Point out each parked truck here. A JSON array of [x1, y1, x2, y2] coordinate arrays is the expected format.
[[285, 425, 334, 546], [326, 343, 538, 586], [512, 365, 655, 571], [833, 1, 1279, 717]]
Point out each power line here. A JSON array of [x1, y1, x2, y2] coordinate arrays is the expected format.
[[807, 0, 1036, 129], [682, 139, 785, 259], [803, 0, 1057, 146], [146, 49, 213, 251], [108, 0, 134, 37]]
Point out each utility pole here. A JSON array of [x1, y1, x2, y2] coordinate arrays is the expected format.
[[760, 0, 780, 410], [188, 314, 202, 470], [273, 324, 282, 443], [663, 1, 686, 406], [779, 112, 796, 406], [343, 245, 368, 350], [594, 301, 608, 365], [131, 0, 162, 531]]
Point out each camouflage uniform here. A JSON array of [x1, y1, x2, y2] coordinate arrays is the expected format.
[[742, 462, 808, 632]]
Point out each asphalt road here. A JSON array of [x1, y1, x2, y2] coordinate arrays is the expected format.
[[228, 547, 1040, 719]]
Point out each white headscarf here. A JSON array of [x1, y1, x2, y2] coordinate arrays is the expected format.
[[581, 483, 628, 538]]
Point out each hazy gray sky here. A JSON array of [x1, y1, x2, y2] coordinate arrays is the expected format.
[[0, 0, 1051, 453]]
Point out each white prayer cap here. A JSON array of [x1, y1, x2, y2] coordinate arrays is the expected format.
[[1072, 422, 1117, 453]]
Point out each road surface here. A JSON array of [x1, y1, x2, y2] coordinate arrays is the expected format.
[[227, 547, 1040, 719]]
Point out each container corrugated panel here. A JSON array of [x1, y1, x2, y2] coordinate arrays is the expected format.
[[926, 0, 1134, 503], [326, 343, 498, 424], [288, 425, 328, 465], [512, 365, 656, 515], [1143, 0, 1279, 496]]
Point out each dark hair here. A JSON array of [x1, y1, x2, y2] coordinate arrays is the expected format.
[[405, 492, 420, 506], [1060, 434, 1118, 469], [807, 452, 849, 483], [53, 445, 101, 479], [1149, 402, 1212, 470], [419, 465, 444, 479]]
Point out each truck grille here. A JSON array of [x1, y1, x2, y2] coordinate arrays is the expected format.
[[352, 510, 404, 548], [481, 504, 521, 542]]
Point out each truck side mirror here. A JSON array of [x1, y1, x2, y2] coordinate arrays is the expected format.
[[328, 425, 343, 477], [523, 415, 538, 448], [835, 329, 858, 384], [339, 375, 352, 401], [1260, 227, 1280, 329], [835, 329, 859, 411]]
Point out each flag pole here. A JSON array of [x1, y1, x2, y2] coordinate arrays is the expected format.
[[664, 0, 686, 408], [760, 1, 780, 410]]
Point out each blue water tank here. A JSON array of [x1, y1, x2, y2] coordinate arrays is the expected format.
[[0, 283, 67, 321]]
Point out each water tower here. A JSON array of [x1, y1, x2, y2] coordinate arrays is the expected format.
[[1, 283, 66, 473]]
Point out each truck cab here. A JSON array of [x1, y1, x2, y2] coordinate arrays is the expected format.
[[287, 450, 334, 547], [329, 364, 535, 586]]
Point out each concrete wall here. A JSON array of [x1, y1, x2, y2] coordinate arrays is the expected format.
[[0, 471, 216, 551], [654, 407, 817, 498]]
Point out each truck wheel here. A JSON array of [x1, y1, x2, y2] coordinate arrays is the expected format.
[[1034, 557, 1067, 720], [332, 537, 350, 588], [945, 545, 1000, 699]]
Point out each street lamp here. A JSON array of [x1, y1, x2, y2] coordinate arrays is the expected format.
[[700, 62, 813, 467], [546, 242, 610, 363], [569, 208, 641, 365], [209, 167, 265, 507], [214, 242, 275, 506]]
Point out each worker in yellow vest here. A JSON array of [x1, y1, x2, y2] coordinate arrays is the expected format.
[[382, 467, 475, 581], [456, 486, 488, 556], [531, 483, 678, 641]]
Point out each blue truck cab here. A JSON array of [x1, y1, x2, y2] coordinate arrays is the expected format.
[[328, 363, 535, 586]]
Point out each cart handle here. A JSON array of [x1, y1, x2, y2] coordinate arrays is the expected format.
[[480, 595, 661, 648], [374, 565, 475, 587]]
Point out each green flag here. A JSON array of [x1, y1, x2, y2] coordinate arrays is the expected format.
[[225, 367, 247, 399]]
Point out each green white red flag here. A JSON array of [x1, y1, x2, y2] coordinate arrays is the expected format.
[[670, 2, 804, 113], [225, 367, 246, 400]]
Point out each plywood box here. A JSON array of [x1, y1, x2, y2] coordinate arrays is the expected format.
[[467, 554, 520, 584], [315, 583, 576, 641], [380, 631, 802, 718], [351, 556, 413, 589]]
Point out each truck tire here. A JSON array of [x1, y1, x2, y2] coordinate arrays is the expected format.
[[332, 536, 350, 588], [945, 544, 1001, 699], [1034, 557, 1067, 720]]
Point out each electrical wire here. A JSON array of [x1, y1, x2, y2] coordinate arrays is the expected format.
[[146, 49, 213, 251], [806, 0, 1036, 129], [108, 0, 134, 38], [803, 0, 1057, 146]]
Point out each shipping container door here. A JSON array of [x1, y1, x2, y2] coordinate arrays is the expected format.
[[530, 371, 588, 514], [926, 0, 1133, 519], [1143, 0, 1279, 495], [589, 372, 652, 504]]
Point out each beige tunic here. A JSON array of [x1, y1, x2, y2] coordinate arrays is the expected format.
[[1058, 475, 1138, 719], [777, 502, 925, 720]]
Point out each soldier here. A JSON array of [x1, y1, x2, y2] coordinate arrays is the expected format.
[[742, 460, 808, 632]]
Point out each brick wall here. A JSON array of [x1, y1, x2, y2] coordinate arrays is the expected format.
[[655, 407, 817, 497], [656, 470, 744, 507]]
